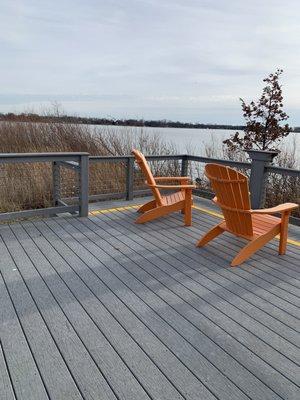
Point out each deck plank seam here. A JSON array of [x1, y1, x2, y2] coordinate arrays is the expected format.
[[0, 265, 51, 400], [0, 337, 18, 400], [110, 209, 298, 318], [110, 209, 300, 336], [29, 220, 195, 400], [26, 220, 178, 400], [208, 240, 300, 292], [63, 220, 281, 400], [96, 210, 300, 353], [94, 209, 297, 362], [152, 212, 300, 306], [11, 223, 123, 400], [191, 205, 300, 250], [96, 204, 300, 261], [2, 229, 87, 400], [127, 207, 300, 283], [90, 204, 300, 248], [48, 217, 228, 400], [181, 211, 300, 280], [66, 217, 295, 399], [1, 199, 299, 400], [118, 204, 300, 274], [60, 215, 300, 391], [160, 213, 300, 301], [57, 219, 270, 400], [117, 209, 300, 318], [190, 209, 300, 267]]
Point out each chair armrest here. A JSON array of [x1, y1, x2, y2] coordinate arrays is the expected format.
[[149, 184, 196, 189], [251, 203, 298, 214], [154, 176, 192, 182]]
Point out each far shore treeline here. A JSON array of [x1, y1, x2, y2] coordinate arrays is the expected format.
[[1, 111, 300, 132], [0, 112, 244, 130]]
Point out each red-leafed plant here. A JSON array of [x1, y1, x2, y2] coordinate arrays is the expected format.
[[224, 69, 291, 151]]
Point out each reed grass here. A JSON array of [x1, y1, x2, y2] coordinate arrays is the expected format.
[[0, 118, 298, 218], [0, 120, 179, 212]]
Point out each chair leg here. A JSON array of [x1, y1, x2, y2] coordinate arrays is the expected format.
[[279, 212, 290, 255], [184, 189, 192, 226], [181, 183, 189, 214], [231, 226, 280, 266], [137, 200, 157, 213], [196, 223, 224, 247], [136, 201, 184, 224], [135, 206, 171, 224]]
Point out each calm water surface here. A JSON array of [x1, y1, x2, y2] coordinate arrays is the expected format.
[[95, 125, 300, 161]]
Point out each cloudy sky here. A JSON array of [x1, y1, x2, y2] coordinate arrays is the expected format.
[[1, 0, 300, 124]]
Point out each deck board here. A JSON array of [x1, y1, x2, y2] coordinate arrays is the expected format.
[[51, 217, 219, 400], [0, 197, 299, 400], [120, 209, 300, 319], [76, 213, 286, 400], [144, 211, 300, 317], [0, 342, 15, 400], [25, 221, 161, 400], [93, 208, 300, 398], [110, 210, 300, 346], [9, 223, 120, 400], [0, 227, 84, 400], [101, 210, 300, 352], [62, 217, 248, 400], [32, 219, 189, 400]]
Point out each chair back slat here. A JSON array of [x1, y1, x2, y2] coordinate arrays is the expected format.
[[132, 149, 163, 205], [205, 164, 253, 236]]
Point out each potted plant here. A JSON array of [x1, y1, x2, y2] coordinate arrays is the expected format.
[[223, 69, 291, 161], [223, 69, 293, 208]]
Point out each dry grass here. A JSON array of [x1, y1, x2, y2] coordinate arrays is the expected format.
[[0, 118, 298, 219], [0, 120, 178, 212]]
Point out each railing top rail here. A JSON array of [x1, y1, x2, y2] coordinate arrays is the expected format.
[[0, 152, 89, 158], [0, 151, 298, 175], [89, 154, 185, 162], [145, 154, 184, 160], [0, 152, 89, 164], [186, 155, 251, 169], [266, 165, 300, 177], [89, 155, 129, 162]]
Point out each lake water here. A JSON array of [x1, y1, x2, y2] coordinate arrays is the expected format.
[[94, 125, 300, 161], [2, 120, 298, 162]]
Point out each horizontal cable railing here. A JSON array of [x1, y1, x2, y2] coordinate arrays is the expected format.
[[0, 152, 89, 221], [0, 152, 299, 224]]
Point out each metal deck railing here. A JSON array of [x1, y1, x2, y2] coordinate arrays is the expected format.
[[0, 152, 299, 224]]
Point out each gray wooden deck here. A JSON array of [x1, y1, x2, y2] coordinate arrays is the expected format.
[[1, 197, 300, 400]]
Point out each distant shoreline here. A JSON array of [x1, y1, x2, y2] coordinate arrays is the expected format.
[[0, 113, 244, 130], [1, 113, 300, 132]]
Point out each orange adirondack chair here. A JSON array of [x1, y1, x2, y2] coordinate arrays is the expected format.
[[196, 163, 298, 266], [132, 149, 195, 225]]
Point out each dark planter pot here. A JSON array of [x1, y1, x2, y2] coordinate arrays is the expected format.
[[245, 149, 279, 209], [246, 149, 279, 163]]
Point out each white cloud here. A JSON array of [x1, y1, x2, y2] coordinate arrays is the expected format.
[[1, 0, 300, 123]]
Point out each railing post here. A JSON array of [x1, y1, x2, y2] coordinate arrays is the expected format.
[[246, 149, 278, 209], [52, 161, 60, 206], [181, 155, 188, 176], [78, 154, 89, 217], [126, 156, 134, 201]]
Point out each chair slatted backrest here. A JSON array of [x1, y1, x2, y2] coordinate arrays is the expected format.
[[132, 149, 163, 206], [205, 163, 253, 237]]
